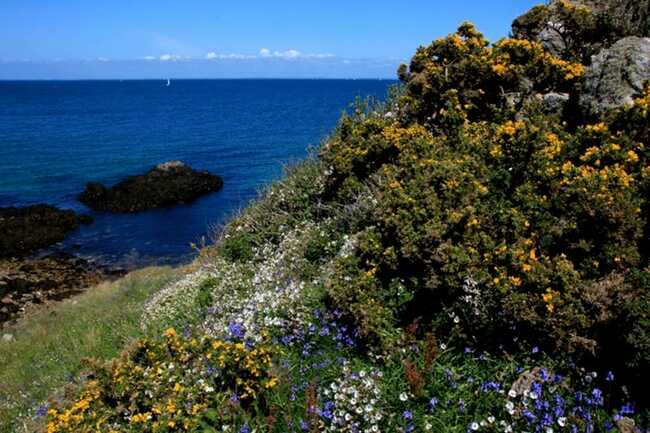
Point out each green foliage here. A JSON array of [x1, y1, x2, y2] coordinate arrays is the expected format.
[[220, 230, 257, 262], [0, 267, 178, 433], [319, 24, 649, 384]]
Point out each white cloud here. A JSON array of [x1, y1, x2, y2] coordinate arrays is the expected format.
[[97, 57, 110, 62], [205, 52, 255, 60], [159, 54, 187, 61], [258, 48, 335, 60], [275, 49, 301, 59], [143, 55, 156, 61]]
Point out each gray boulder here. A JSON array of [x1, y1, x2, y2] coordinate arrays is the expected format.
[[580, 36, 650, 117]]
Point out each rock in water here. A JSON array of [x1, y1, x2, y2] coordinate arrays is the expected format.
[[0, 205, 93, 258], [78, 161, 224, 213], [580, 37, 650, 117]]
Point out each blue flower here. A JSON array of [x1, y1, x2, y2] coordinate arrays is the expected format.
[[228, 321, 246, 340], [522, 409, 536, 423], [403, 410, 413, 420], [300, 419, 309, 432], [605, 371, 614, 382], [239, 425, 250, 433], [620, 403, 635, 415], [429, 397, 438, 410], [590, 388, 603, 406], [480, 381, 501, 392], [531, 346, 540, 354], [35, 405, 48, 418]]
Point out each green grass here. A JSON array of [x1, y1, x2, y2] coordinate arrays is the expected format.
[[0, 266, 179, 433]]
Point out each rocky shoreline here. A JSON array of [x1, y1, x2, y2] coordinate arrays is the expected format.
[[0, 253, 124, 325], [0, 161, 223, 325]]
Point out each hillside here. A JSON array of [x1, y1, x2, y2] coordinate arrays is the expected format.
[[37, 1, 649, 432]]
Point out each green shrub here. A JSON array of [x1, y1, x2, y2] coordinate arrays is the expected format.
[[319, 24, 649, 384]]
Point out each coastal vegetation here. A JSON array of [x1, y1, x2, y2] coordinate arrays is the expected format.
[[0, 266, 178, 433], [1, 0, 648, 432]]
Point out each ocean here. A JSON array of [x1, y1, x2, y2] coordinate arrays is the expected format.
[[0, 79, 394, 267]]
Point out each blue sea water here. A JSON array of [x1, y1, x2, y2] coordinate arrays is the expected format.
[[0, 79, 393, 267]]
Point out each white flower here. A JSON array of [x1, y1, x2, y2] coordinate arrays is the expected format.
[[440, 343, 447, 350], [529, 391, 539, 400], [508, 389, 517, 398], [487, 416, 496, 424], [545, 428, 554, 433], [470, 422, 480, 431], [557, 417, 567, 427], [425, 423, 432, 431], [399, 392, 409, 402]]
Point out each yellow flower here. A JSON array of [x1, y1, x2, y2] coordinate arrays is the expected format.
[[492, 63, 509, 76], [626, 150, 639, 163]]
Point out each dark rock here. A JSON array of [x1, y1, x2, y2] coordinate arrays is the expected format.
[[79, 161, 224, 213], [580, 37, 650, 118], [0, 253, 124, 325], [538, 92, 570, 115], [0, 205, 93, 258]]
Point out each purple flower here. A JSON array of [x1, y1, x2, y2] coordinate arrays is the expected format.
[[239, 425, 250, 433], [540, 368, 549, 381], [590, 388, 603, 406], [228, 321, 246, 340], [481, 381, 501, 392], [531, 346, 539, 354], [606, 371, 614, 382], [429, 397, 438, 410], [35, 405, 48, 418], [300, 419, 309, 432], [620, 403, 635, 415], [523, 409, 536, 423], [403, 410, 413, 420], [230, 393, 239, 402]]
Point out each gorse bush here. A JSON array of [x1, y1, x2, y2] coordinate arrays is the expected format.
[[46, 329, 278, 433], [321, 23, 649, 380]]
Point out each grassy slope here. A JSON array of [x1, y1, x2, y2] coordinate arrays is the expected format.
[[0, 266, 180, 433]]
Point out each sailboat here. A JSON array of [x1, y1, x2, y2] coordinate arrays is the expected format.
[[166, 78, 171, 87]]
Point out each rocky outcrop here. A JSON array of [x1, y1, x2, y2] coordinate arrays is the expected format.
[[0, 253, 124, 324], [79, 161, 224, 213], [580, 37, 650, 117], [0, 205, 92, 258], [512, 0, 649, 64]]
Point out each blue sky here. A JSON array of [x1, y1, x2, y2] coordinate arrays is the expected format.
[[0, 0, 540, 79]]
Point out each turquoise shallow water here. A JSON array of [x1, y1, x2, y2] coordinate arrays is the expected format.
[[0, 79, 393, 267]]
